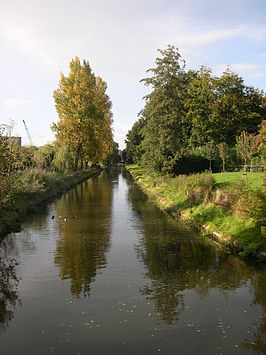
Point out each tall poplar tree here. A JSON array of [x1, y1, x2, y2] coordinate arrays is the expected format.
[[91, 76, 114, 164], [53, 57, 113, 170]]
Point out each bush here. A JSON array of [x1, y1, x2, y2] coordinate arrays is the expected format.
[[248, 189, 266, 226], [0, 134, 15, 207], [170, 172, 214, 205], [228, 180, 253, 218], [15, 168, 56, 194]]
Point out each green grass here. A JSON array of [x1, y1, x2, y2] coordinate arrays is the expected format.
[[213, 171, 264, 190], [127, 165, 266, 258], [187, 203, 266, 256]]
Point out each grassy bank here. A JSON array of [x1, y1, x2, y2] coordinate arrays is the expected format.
[[0, 168, 101, 239], [127, 165, 266, 259]]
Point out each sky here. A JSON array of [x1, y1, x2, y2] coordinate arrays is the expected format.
[[0, 0, 266, 149]]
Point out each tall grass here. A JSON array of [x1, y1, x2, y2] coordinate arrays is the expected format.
[[15, 168, 57, 193]]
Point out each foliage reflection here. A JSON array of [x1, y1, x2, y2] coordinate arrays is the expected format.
[[129, 181, 266, 338], [0, 237, 21, 333], [54, 174, 112, 298]]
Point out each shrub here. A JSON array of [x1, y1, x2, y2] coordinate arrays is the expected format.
[[248, 189, 266, 226], [228, 180, 253, 218], [15, 168, 56, 194], [171, 172, 214, 205], [0, 134, 15, 208]]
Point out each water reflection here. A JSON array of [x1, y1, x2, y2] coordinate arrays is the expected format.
[[0, 237, 21, 333], [1, 169, 266, 354], [54, 174, 113, 298], [242, 273, 266, 353], [129, 182, 266, 331]]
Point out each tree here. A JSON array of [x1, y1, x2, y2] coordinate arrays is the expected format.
[[186, 66, 216, 146], [255, 120, 266, 185], [126, 48, 266, 176], [257, 120, 266, 173], [217, 142, 228, 172], [200, 141, 218, 172], [105, 142, 121, 165], [53, 57, 113, 171], [15, 146, 37, 170], [53, 145, 75, 172], [235, 131, 259, 174], [213, 68, 264, 144], [0, 129, 15, 207], [241, 87, 266, 134], [33, 144, 55, 170], [140, 45, 192, 173], [90, 76, 114, 165], [125, 117, 146, 163]]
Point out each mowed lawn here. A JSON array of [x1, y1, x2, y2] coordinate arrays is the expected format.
[[213, 171, 265, 189]]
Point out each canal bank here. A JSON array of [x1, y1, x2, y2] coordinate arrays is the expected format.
[[1, 168, 266, 355], [126, 165, 266, 260], [0, 168, 101, 239]]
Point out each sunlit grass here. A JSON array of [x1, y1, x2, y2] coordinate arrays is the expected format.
[[126, 165, 266, 258], [213, 171, 264, 190]]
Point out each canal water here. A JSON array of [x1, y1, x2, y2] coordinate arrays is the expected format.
[[0, 169, 265, 355]]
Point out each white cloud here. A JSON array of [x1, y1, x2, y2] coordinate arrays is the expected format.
[[113, 122, 132, 149], [241, 25, 266, 43], [168, 25, 244, 48], [0, 1, 255, 73], [1, 0, 266, 147], [1, 98, 32, 108], [214, 63, 266, 79]]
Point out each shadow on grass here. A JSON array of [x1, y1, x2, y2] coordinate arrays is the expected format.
[[213, 182, 231, 189], [232, 226, 266, 252]]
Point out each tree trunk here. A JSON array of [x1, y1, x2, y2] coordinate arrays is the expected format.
[[209, 159, 212, 172], [243, 158, 247, 179], [74, 143, 82, 171], [250, 158, 253, 173]]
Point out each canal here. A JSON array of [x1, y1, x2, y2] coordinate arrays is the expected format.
[[0, 169, 265, 354]]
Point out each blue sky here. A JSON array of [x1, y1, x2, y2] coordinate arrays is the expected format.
[[1, 0, 266, 149]]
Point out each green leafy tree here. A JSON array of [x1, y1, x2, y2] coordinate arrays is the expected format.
[[127, 50, 265, 176], [242, 87, 266, 134], [0, 130, 15, 207], [235, 131, 260, 174], [53, 145, 75, 172], [257, 120, 266, 179], [90, 76, 114, 165], [125, 117, 146, 163], [105, 142, 120, 165], [186, 66, 216, 146], [140, 45, 192, 173], [217, 142, 228, 172], [33, 144, 55, 170], [15, 146, 37, 170], [200, 141, 218, 172], [213, 68, 264, 144]]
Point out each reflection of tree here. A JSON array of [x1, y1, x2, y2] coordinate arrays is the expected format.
[[242, 314, 266, 354], [0, 237, 21, 333], [242, 272, 266, 354], [54, 173, 113, 298], [129, 184, 254, 324]]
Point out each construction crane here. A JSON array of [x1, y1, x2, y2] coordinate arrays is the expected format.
[[22, 120, 34, 146]]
